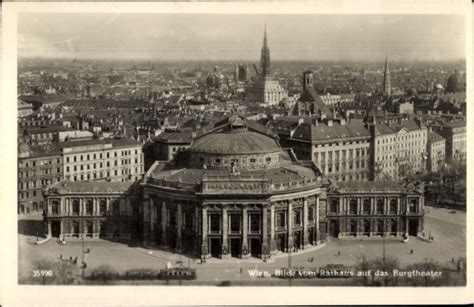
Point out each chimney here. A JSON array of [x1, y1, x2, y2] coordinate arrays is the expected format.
[[298, 118, 304, 125], [340, 118, 346, 125], [327, 119, 333, 127]]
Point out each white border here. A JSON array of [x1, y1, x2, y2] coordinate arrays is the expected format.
[[1, 1, 472, 305]]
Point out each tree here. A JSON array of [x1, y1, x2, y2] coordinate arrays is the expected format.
[[53, 260, 78, 285], [372, 255, 401, 286], [355, 254, 374, 286], [89, 264, 117, 285]]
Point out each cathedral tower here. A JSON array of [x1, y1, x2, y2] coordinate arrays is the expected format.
[[383, 52, 392, 96], [260, 26, 271, 77]]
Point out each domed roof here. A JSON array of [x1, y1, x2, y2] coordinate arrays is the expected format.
[[190, 130, 280, 154]]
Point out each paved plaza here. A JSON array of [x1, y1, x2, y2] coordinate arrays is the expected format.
[[18, 206, 466, 284]]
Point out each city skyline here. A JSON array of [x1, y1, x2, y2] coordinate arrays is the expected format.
[[18, 14, 465, 62]]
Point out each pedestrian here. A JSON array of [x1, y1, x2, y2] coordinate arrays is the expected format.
[[69, 256, 73, 262], [59, 254, 62, 260], [410, 249, 413, 254], [337, 251, 341, 256]]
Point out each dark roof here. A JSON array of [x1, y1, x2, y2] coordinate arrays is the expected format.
[[46, 180, 141, 194], [428, 131, 444, 143], [154, 131, 194, 144], [59, 137, 141, 149], [291, 119, 370, 142], [190, 131, 280, 154]]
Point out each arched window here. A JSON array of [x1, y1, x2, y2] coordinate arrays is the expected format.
[[409, 199, 418, 213], [377, 199, 384, 214], [329, 199, 338, 213], [349, 199, 357, 214], [99, 200, 107, 214], [86, 200, 93, 215], [72, 200, 80, 215], [363, 199, 371, 214], [51, 201, 59, 215], [389, 199, 397, 214]]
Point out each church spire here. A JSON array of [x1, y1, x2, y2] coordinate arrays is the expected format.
[[260, 25, 271, 77], [383, 50, 392, 96]]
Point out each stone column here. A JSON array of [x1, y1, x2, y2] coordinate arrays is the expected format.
[[270, 204, 276, 254], [142, 193, 151, 245], [149, 197, 155, 245], [201, 206, 209, 261], [47, 221, 52, 238], [370, 197, 374, 215], [357, 197, 361, 215], [303, 198, 309, 247], [59, 220, 64, 240], [397, 197, 401, 215], [242, 206, 249, 258], [161, 201, 167, 247], [79, 198, 85, 216], [176, 203, 183, 252], [261, 205, 268, 257], [316, 196, 320, 243], [221, 205, 229, 258], [194, 205, 200, 255], [287, 201, 293, 251]]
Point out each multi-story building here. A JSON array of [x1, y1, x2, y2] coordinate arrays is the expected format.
[[426, 130, 446, 173], [369, 117, 428, 180], [326, 180, 425, 238], [320, 93, 342, 106], [432, 120, 466, 163], [61, 138, 144, 183], [22, 125, 75, 145], [274, 117, 371, 182], [43, 181, 142, 240], [153, 131, 193, 161], [18, 142, 63, 214]]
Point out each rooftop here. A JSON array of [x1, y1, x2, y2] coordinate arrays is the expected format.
[[46, 180, 141, 194]]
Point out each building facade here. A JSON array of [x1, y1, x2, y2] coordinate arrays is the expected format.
[[275, 118, 372, 182], [432, 120, 466, 163], [43, 181, 142, 240], [18, 142, 63, 214], [62, 138, 144, 183], [369, 117, 428, 180], [326, 181, 425, 238], [427, 130, 446, 173]]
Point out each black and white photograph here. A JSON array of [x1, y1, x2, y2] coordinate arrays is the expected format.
[[1, 0, 472, 305]]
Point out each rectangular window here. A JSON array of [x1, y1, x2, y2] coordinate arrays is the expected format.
[[250, 214, 260, 233], [210, 214, 220, 233]]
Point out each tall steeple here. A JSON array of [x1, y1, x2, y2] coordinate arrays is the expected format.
[[383, 51, 392, 96], [260, 25, 271, 77]]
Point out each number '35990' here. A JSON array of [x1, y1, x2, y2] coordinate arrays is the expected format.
[[32, 270, 53, 277]]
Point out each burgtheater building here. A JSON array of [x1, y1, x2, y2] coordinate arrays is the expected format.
[[142, 116, 328, 260]]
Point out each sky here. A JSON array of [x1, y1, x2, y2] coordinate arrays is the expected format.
[[18, 13, 466, 62]]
